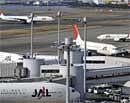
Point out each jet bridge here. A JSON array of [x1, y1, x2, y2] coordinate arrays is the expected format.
[[41, 64, 130, 87], [86, 66, 130, 86]]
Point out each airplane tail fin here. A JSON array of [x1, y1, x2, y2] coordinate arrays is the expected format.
[[73, 24, 82, 41]]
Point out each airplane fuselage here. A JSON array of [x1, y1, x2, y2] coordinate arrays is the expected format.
[[0, 15, 28, 22], [0, 82, 80, 103], [0, 14, 54, 23], [76, 39, 126, 55], [0, 52, 23, 63], [73, 24, 128, 56], [97, 34, 130, 42]]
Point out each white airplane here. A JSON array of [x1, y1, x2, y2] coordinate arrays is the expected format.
[[0, 12, 54, 23], [81, 0, 99, 5], [73, 24, 128, 56], [0, 82, 80, 103], [97, 34, 130, 42], [0, 51, 58, 64], [0, 52, 23, 63]]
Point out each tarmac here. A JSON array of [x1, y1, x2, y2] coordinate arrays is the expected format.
[[1, 5, 130, 57], [1, 5, 130, 103]]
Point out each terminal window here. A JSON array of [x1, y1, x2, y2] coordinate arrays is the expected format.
[[41, 70, 59, 73]]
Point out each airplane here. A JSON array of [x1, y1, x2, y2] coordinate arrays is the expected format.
[[97, 34, 130, 42], [0, 81, 80, 103], [0, 52, 23, 63], [81, 0, 99, 5], [0, 51, 58, 64], [73, 24, 128, 56], [0, 12, 55, 24]]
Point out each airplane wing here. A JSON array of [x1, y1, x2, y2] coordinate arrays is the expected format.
[[14, 17, 32, 23], [13, 18, 27, 22]]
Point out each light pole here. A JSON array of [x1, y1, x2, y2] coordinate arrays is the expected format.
[[57, 11, 62, 65], [65, 38, 71, 103], [58, 38, 72, 103], [30, 12, 34, 58], [83, 16, 87, 101]]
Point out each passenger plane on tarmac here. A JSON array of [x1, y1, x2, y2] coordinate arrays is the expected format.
[[0, 82, 80, 103], [97, 33, 130, 42], [0, 52, 58, 64], [73, 24, 128, 56], [0, 12, 54, 23], [0, 52, 23, 63]]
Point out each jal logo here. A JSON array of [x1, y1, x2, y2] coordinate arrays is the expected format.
[[32, 86, 51, 99], [5, 56, 11, 61]]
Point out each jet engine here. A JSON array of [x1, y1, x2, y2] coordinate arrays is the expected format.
[[26, 19, 32, 23]]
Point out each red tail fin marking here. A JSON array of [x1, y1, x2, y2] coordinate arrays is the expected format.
[[73, 24, 79, 40]]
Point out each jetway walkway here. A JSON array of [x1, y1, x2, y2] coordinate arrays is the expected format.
[[86, 74, 130, 85], [86, 66, 130, 86]]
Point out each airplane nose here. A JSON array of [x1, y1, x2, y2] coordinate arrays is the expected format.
[[97, 36, 102, 39]]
